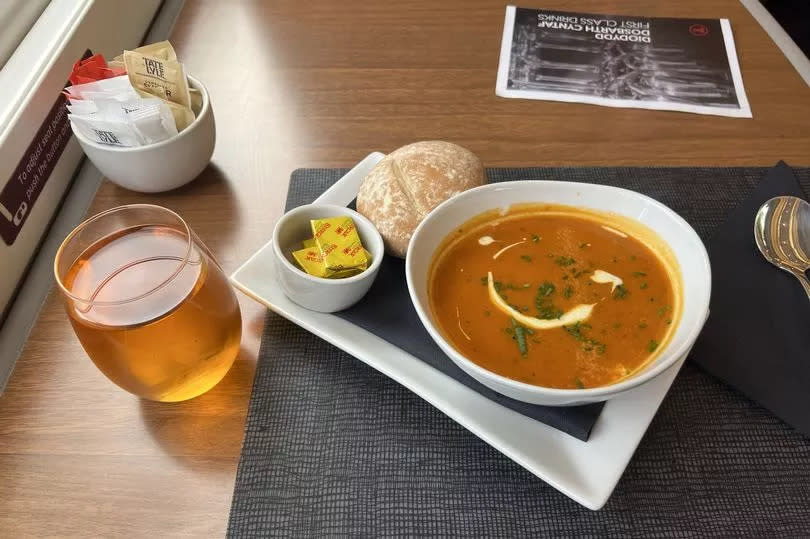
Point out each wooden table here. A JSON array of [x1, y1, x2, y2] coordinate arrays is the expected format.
[[2, 0, 809, 536]]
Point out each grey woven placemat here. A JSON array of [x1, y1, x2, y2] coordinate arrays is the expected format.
[[228, 167, 810, 537]]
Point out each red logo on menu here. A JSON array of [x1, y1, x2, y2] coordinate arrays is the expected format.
[[689, 24, 709, 36]]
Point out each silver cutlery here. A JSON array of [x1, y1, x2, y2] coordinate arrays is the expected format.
[[754, 196, 810, 300]]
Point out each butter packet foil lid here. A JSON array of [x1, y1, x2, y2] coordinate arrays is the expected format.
[[311, 216, 368, 271], [69, 115, 144, 147], [123, 50, 192, 110]]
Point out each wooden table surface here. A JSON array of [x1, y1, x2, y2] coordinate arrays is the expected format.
[[2, 0, 809, 536]]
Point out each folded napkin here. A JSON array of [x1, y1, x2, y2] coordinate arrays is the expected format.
[[691, 162, 810, 437], [334, 246, 603, 441]]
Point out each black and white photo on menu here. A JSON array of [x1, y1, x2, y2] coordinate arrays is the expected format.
[[496, 6, 752, 117]]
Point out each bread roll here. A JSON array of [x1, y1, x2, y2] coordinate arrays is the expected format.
[[356, 141, 485, 257]]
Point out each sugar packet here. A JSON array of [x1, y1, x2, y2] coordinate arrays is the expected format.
[[69, 115, 144, 147], [112, 40, 177, 63], [189, 88, 202, 114], [69, 97, 178, 146], [65, 75, 138, 101], [66, 100, 98, 115], [161, 100, 196, 132], [127, 100, 178, 144], [122, 50, 192, 110], [122, 50, 195, 131]]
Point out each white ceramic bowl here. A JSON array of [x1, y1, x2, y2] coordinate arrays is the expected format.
[[72, 74, 215, 193], [406, 181, 711, 406], [272, 204, 384, 313]]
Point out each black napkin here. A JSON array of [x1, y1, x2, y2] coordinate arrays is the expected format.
[[691, 162, 810, 437], [333, 238, 603, 442]]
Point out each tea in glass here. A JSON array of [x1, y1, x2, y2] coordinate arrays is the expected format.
[[55, 205, 241, 401]]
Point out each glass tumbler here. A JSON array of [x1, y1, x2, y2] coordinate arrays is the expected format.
[[54, 204, 242, 401]]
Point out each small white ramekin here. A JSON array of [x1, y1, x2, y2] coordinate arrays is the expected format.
[[271, 204, 384, 313]]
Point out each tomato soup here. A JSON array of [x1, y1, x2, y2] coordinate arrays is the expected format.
[[429, 205, 679, 390]]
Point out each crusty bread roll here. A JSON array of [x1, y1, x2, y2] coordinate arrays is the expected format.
[[356, 141, 485, 257]]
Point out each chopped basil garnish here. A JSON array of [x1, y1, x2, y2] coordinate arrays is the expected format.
[[510, 318, 528, 357], [535, 281, 563, 320], [613, 284, 629, 299], [563, 285, 574, 298], [563, 322, 606, 354]]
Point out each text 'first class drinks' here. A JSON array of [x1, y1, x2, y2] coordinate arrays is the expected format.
[[55, 206, 241, 401]]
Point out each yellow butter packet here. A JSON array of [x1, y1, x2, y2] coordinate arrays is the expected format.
[[330, 268, 363, 279], [311, 216, 368, 271], [304, 239, 371, 269], [123, 50, 192, 109], [303, 238, 370, 266], [291, 247, 332, 278], [292, 246, 364, 279], [297, 232, 370, 277]]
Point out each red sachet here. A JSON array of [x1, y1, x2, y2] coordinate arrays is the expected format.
[[68, 54, 126, 86]]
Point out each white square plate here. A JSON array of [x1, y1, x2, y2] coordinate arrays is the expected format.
[[230, 152, 686, 510]]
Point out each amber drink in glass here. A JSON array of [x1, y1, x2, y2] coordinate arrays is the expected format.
[[54, 204, 241, 401]]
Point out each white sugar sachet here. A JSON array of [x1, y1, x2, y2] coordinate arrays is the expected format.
[[68, 98, 150, 121], [94, 97, 160, 120], [69, 115, 144, 147], [80, 89, 140, 102], [66, 101, 98, 115], [65, 75, 137, 100], [68, 97, 177, 146], [128, 100, 178, 144]]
